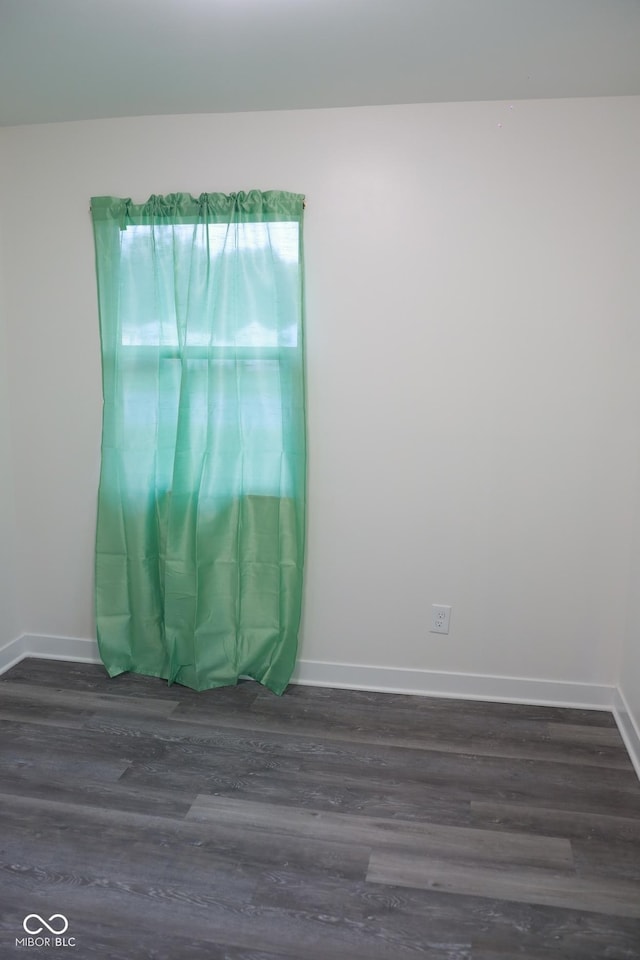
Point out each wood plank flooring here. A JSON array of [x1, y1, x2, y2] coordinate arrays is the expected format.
[[0, 658, 639, 959]]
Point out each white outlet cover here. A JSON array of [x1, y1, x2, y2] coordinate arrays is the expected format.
[[430, 604, 451, 634]]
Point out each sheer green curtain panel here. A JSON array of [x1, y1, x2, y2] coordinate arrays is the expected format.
[[91, 191, 306, 695]]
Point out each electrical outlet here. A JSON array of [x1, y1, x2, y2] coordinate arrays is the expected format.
[[430, 604, 451, 635]]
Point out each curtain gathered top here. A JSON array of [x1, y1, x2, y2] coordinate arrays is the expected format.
[[91, 191, 305, 227]]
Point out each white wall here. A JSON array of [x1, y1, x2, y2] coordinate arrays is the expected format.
[[0, 97, 638, 693], [619, 96, 640, 745], [0, 369, 18, 649], [0, 138, 20, 647], [621, 496, 640, 759]]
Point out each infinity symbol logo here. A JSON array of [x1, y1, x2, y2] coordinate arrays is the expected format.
[[23, 914, 69, 935]]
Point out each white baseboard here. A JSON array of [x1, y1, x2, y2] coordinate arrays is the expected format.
[[20, 633, 102, 664], [1, 635, 617, 711], [0, 634, 27, 674], [613, 687, 640, 781], [292, 658, 616, 710]]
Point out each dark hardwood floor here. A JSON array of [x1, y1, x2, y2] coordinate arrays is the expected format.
[[1, 657, 639, 959]]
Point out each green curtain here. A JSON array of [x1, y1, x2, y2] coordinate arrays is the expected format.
[[91, 191, 306, 695]]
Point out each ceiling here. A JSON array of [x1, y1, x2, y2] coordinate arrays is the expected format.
[[1, 0, 640, 126]]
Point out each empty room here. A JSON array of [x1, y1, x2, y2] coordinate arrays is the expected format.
[[1, 1, 640, 957]]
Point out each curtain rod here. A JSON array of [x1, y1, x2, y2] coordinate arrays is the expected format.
[[89, 198, 307, 213]]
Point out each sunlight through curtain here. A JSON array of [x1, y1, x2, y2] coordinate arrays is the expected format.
[[91, 191, 306, 694]]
